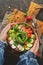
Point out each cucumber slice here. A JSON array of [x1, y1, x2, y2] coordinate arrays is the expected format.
[[25, 47, 30, 50], [11, 44, 16, 49], [27, 43, 33, 47], [28, 39, 34, 44], [31, 34, 35, 39]]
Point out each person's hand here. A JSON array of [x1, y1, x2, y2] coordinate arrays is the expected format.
[[0, 23, 16, 42], [30, 33, 39, 55]]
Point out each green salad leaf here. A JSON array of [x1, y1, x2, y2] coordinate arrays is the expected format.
[[9, 33, 15, 40], [13, 24, 19, 32], [14, 41, 19, 46], [15, 31, 28, 44]]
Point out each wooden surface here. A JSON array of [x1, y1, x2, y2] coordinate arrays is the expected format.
[[4, 2, 43, 36], [36, 20, 43, 36], [0, 0, 43, 22], [1, 2, 43, 35], [27, 2, 43, 36], [0, 2, 43, 36], [0, 1, 43, 65]]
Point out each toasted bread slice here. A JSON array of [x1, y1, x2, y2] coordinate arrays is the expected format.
[[8, 9, 26, 23], [27, 2, 41, 17]]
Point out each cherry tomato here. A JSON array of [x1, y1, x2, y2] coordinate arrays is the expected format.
[[26, 28, 31, 33], [26, 16, 32, 21], [26, 28, 31, 31], [26, 28, 33, 34], [29, 30, 33, 34], [28, 34, 32, 38], [26, 29, 29, 33]]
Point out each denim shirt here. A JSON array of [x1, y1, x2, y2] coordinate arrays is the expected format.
[[0, 40, 39, 65]]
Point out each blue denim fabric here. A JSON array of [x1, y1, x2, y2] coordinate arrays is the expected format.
[[17, 51, 39, 65], [0, 40, 39, 65], [0, 40, 7, 65]]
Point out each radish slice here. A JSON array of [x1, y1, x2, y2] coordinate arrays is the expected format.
[[17, 44, 22, 49], [18, 26, 21, 29], [17, 44, 24, 51], [11, 45, 16, 49], [9, 40, 14, 45]]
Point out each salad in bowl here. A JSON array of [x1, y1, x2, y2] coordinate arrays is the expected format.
[[8, 22, 36, 52]]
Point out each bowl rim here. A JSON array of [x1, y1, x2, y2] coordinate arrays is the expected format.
[[7, 22, 36, 52]]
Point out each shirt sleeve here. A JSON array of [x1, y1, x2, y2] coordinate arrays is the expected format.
[[17, 51, 39, 65], [0, 40, 7, 65], [0, 40, 7, 48]]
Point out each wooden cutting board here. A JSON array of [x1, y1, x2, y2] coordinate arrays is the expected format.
[[27, 1, 41, 17]]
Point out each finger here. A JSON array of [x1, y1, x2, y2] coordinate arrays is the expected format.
[[32, 33, 39, 49], [35, 41, 39, 53], [1, 24, 11, 34], [30, 33, 39, 54], [33, 39, 39, 49], [33, 40, 39, 54], [5, 22, 18, 31], [30, 38, 39, 54], [1, 23, 16, 34], [35, 32, 39, 40], [5, 23, 16, 32]]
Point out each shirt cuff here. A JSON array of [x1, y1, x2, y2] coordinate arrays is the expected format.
[[20, 51, 36, 59], [0, 40, 8, 49]]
